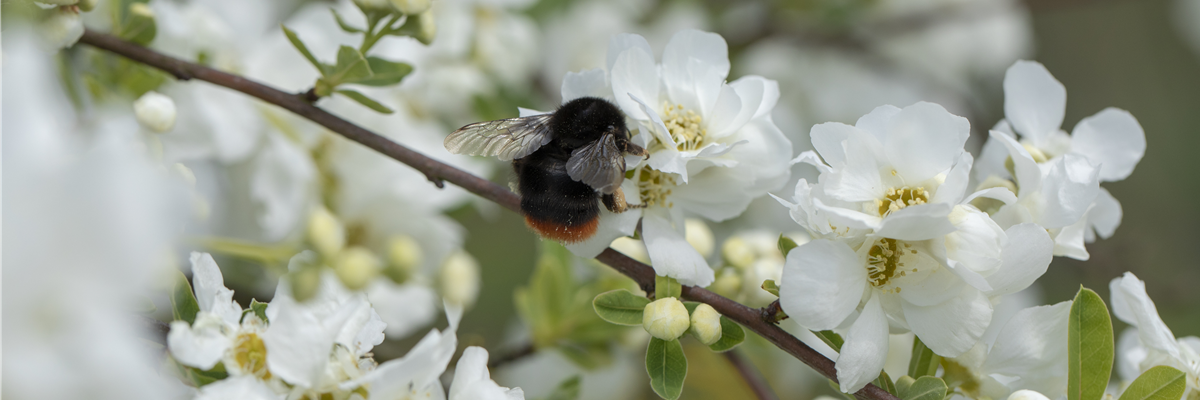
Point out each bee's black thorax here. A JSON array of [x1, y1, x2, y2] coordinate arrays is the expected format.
[[548, 97, 630, 153]]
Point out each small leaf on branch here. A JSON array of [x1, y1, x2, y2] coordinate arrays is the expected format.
[[778, 234, 799, 256], [646, 337, 687, 400], [907, 336, 941, 378], [593, 289, 650, 326], [355, 57, 414, 87], [761, 279, 781, 297], [330, 8, 364, 33], [895, 375, 915, 395], [874, 370, 899, 396], [330, 46, 374, 84], [1068, 287, 1114, 400], [336, 89, 394, 114], [170, 269, 200, 324], [281, 25, 330, 76], [814, 330, 844, 352], [898, 376, 947, 400], [656, 275, 681, 299], [707, 316, 745, 352], [117, 2, 157, 45], [1117, 365, 1186, 400], [545, 375, 582, 400]]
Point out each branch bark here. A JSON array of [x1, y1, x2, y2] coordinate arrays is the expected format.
[[724, 350, 780, 400], [77, 29, 898, 400]]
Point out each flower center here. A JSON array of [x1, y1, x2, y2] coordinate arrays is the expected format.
[[232, 332, 271, 379], [637, 167, 677, 208], [875, 187, 929, 217], [866, 238, 920, 291], [660, 101, 706, 151]]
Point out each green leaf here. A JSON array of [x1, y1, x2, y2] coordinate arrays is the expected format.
[[907, 336, 941, 378], [874, 370, 899, 396], [329, 8, 364, 33], [329, 45, 373, 84], [242, 299, 269, 323], [170, 269, 200, 325], [814, 330, 844, 352], [646, 338, 687, 400], [336, 89, 394, 114], [592, 289, 650, 326], [557, 343, 612, 370], [656, 275, 681, 300], [354, 57, 414, 87], [1118, 365, 1186, 400], [1068, 287, 1114, 400], [898, 376, 947, 400], [895, 375, 915, 395], [117, 2, 156, 45], [281, 25, 329, 75], [708, 317, 746, 352], [761, 279, 781, 297], [778, 234, 799, 256], [544, 375, 582, 400]]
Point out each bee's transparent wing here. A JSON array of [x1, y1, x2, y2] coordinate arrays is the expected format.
[[566, 133, 626, 194], [444, 114, 555, 161]]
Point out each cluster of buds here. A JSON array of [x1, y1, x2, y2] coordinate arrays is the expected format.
[[642, 297, 723, 346]]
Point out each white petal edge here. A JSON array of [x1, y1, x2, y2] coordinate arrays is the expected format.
[[835, 295, 890, 393], [641, 210, 715, 287], [1069, 108, 1145, 182], [1003, 60, 1066, 144], [779, 240, 867, 331], [902, 285, 992, 357], [986, 223, 1053, 297]]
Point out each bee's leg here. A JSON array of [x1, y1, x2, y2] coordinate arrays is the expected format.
[[624, 142, 649, 159], [603, 187, 646, 213]]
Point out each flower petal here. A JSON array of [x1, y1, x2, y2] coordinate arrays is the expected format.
[[561, 68, 609, 103], [981, 301, 1071, 397], [367, 281, 438, 339], [826, 132, 884, 202], [854, 105, 901, 144], [962, 187, 1018, 206], [986, 223, 1053, 297], [1052, 215, 1090, 261], [902, 286, 992, 357], [974, 124, 1015, 183], [642, 210, 714, 287], [673, 165, 756, 221], [884, 102, 970, 183], [606, 33, 653, 74], [932, 152, 973, 206], [1109, 272, 1180, 358], [167, 320, 231, 370], [875, 203, 956, 241], [610, 47, 660, 121], [1003, 60, 1066, 143], [1088, 187, 1122, 240], [898, 260, 967, 307], [662, 29, 729, 115], [779, 240, 867, 331], [810, 122, 857, 169], [1069, 108, 1145, 182], [195, 376, 281, 400], [448, 347, 523, 400], [991, 130, 1042, 199], [705, 84, 749, 140], [814, 197, 882, 231], [835, 295, 889, 393], [189, 252, 242, 325], [1040, 154, 1100, 229], [730, 75, 779, 120], [262, 298, 333, 388]]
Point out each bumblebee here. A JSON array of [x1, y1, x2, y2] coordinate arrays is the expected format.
[[445, 97, 647, 243]]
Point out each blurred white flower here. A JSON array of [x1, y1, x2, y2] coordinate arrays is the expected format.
[[41, 6, 85, 49], [977, 60, 1143, 259], [340, 304, 464, 399], [950, 301, 1072, 400], [195, 376, 281, 400], [448, 347, 527, 400], [561, 29, 792, 287], [3, 29, 189, 399], [167, 253, 258, 372], [1111, 272, 1200, 400]]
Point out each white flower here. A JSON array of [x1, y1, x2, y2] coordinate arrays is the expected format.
[[949, 301, 1073, 400], [167, 253, 251, 371], [1006, 390, 1051, 400], [976, 60, 1144, 260], [340, 304, 464, 399], [41, 6, 85, 49], [1110, 272, 1200, 400], [643, 297, 691, 341], [560, 30, 792, 287], [195, 376, 282, 400], [448, 347, 527, 400]]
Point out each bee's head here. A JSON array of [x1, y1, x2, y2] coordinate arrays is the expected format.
[[553, 97, 629, 147]]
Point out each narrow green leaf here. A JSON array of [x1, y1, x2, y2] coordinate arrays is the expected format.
[[761, 279, 781, 297], [898, 376, 948, 400], [1068, 287, 1114, 400], [708, 317, 745, 352], [354, 57, 414, 87], [592, 289, 650, 326], [874, 370, 899, 396], [336, 89, 394, 114], [656, 275, 681, 300], [545, 375, 582, 400], [646, 338, 687, 400], [329, 8, 364, 33], [1118, 365, 1186, 400], [281, 25, 327, 75], [908, 336, 941, 378], [814, 330, 844, 352], [330, 45, 373, 84], [170, 269, 200, 325], [778, 234, 799, 256]]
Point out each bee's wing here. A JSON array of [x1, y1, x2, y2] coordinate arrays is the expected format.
[[444, 114, 555, 161], [566, 133, 626, 194]]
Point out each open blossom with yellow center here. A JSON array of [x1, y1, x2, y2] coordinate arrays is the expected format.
[[551, 29, 791, 288], [778, 102, 1058, 393]]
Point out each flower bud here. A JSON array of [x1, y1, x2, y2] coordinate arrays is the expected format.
[[412, 9, 436, 45], [685, 218, 714, 258], [289, 266, 322, 302], [1007, 390, 1050, 400], [77, 0, 97, 12], [353, 0, 392, 10], [689, 303, 722, 345], [642, 297, 690, 341], [710, 268, 742, 298], [134, 91, 177, 133], [722, 236, 755, 270], [383, 235, 422, 283], [335, 247, 381, 290], [439, 251, 480, 307], [307, 207, 345, 259], [390, 0, 431, 14], [42, 7, 84, 49]]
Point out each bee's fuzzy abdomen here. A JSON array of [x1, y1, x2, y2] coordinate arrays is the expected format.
[[524, 215, 599, 243]]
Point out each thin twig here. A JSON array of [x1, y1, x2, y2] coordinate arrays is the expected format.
[[487, 342, 537, 370], [77, 29, 898, 400], [724, 350, 780, 400]]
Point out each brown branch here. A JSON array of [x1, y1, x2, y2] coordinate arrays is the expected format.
[[77, 29, 898, 400], [724, 349, 780, 400], [487, 342, 537, 370]]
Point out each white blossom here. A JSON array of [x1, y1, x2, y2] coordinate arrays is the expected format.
[[949, 301, 1072, 400], [448, 347, 527, 400], [1111, 272, 1200, 400]]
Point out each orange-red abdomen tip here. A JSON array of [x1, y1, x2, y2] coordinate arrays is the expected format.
[[524, 215, 599, 243]]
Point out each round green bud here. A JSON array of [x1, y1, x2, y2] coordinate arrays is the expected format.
[[335, 247, 381, 291], [722, 236, 755, 271], [642, 297, 690, 341], [289, 266, 321, 302], [684, 218, 714, 258], [390, 0, 431, 15], [690, 303, 722, 346], [306, 207, 345, 260], [439, 252, 479, 307], [383, 235, 422, 283]]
